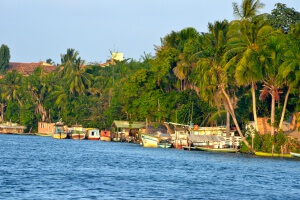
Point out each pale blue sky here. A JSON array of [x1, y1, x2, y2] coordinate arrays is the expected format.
[[0, 0, 299, 64]]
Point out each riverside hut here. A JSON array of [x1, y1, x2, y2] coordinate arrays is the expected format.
[[111, 120, 146, 142]]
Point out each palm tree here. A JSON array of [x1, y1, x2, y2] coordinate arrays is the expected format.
[[259, 33, 286, 135], [67, 58, 92, 95], [194, 20, 251, 149], [0, 70, 23, 121], [233, 0, 265, 20], [226, 13, 272, 133], [278, 23, 300, 130]]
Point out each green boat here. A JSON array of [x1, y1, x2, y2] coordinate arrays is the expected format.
[[195, 147, 238, 153], [254, 151, 292, 158]]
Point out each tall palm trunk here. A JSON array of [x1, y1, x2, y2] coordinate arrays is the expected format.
[[220, 85, 251, 149], [0, 103, 5, 122], [226, 109, 231, 137], [251, 81, 259, 132], [279, 86, 291, 130], [270, 89, 276, 136]]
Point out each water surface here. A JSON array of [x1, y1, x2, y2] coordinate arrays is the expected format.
[[0, 134, 299, 199]]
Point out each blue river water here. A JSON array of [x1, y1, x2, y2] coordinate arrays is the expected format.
[[0, 134, 300, 200]]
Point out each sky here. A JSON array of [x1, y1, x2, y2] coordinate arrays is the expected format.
[[0, 0, 299, 64]]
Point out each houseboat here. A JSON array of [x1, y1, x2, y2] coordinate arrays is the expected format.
[[100, 130, 111, 142], [70, 124, 85, 140], [52, 120, 67, 139], [36, 121, 55, 136], [86, 128, 100, 140], [0, 121, 26, 134]]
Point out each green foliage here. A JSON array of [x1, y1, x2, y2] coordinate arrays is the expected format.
[[268, 3, 300, 33], [0, 44, 10, 74]]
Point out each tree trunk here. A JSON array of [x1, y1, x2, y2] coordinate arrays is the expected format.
[[270, 89, 276, 136], [220, 85, 251, 149], [279, 86, 291, 130], [0, 103, 4, 122], [226, 109, 230, 137], [251, 81, 259, 132]]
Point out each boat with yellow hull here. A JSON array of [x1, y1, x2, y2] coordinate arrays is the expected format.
[[52, 120, 67, 139], [141, 133, 159, 148], [254, 151, 292, 158], [52, 133, 67, 139], [100, 130, 111, 142]]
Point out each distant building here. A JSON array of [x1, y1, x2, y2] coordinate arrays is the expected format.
[[100, 52, 124, 67], [7, 61, 57, 76]]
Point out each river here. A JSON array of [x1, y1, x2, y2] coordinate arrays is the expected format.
[[0, 134, 299, 199]]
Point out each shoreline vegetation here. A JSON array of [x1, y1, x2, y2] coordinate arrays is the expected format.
[[0, 0, 299, 156]]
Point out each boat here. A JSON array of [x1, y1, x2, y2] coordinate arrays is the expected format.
[[100, 130, 111, 142], [52, 120, 67, 139], [290, 152, 300, 158], [195, 146, 238, 153], [86, 128, 100, 140], [254, 151, 292, 158], [141, 132, 172, 148], [35, 132, 52, 137], [141, 133, 160, 148], [157, 133, 172, 148], [0, 121, 26, 134], [70, 124, 85, 140]]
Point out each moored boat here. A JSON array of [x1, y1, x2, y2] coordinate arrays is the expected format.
[[196, 146, 238, 153], [158, 133, 172, 148], [0, 121, 26, 134], [86, 128, 100, 140], [70, 124, 85, 140], [290, 152, 300, 158], [255, 151, 292, 158], [100, 130, 111, 142], [141, 133, 160, 148], [52, 120, 67, 139]]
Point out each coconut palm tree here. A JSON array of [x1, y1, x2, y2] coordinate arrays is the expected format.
[[194, 20, 251, 148], [259, 33, 286, 135], [278, 23, 300, 130], [233, 0, 265, 20], [0, 70, 23, 121], [225, 14, 273, 133]]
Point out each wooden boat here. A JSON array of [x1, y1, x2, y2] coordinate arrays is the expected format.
[[0, 122, 26, 134], [158, 133, 172, 148], [196, 146, 238, 153], [254, 151, 292, 158], [141, 133, 160, 148], [70, 124, 85, 140], [100, 130, 111, 142], [290, 152, 300, 158], [86, 128, 100, 140], [35, 132, 52, 137], [52, 120, 67, 139]]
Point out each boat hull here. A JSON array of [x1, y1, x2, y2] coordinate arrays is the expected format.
[[87, 137, 100, 140], [70, 133, 86, 140], [290, 152, 300, 158], [141, 134, 159, 148], [35, 133, 52, 137], [255, 151, 292, 158], [196, 147, 238, 153], [100, 136, 111, 142], [158, 143, 172, 148], [52, 133, 67, 139]]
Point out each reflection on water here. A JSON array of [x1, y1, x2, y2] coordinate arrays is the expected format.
[[0, 134, 299, 199]]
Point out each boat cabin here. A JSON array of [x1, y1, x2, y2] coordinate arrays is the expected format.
[[0, 122, 26, 134], [86, 128, 100, 140], [111, 120, 146, 142]]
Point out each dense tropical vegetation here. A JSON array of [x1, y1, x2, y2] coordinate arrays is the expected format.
[[0, 0, 299, 152]]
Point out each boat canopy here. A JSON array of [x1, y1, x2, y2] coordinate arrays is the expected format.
[[188, 135, 225, 142]]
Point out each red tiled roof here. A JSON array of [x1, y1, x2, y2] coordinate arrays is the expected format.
[[8, 62, 57, 76]]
